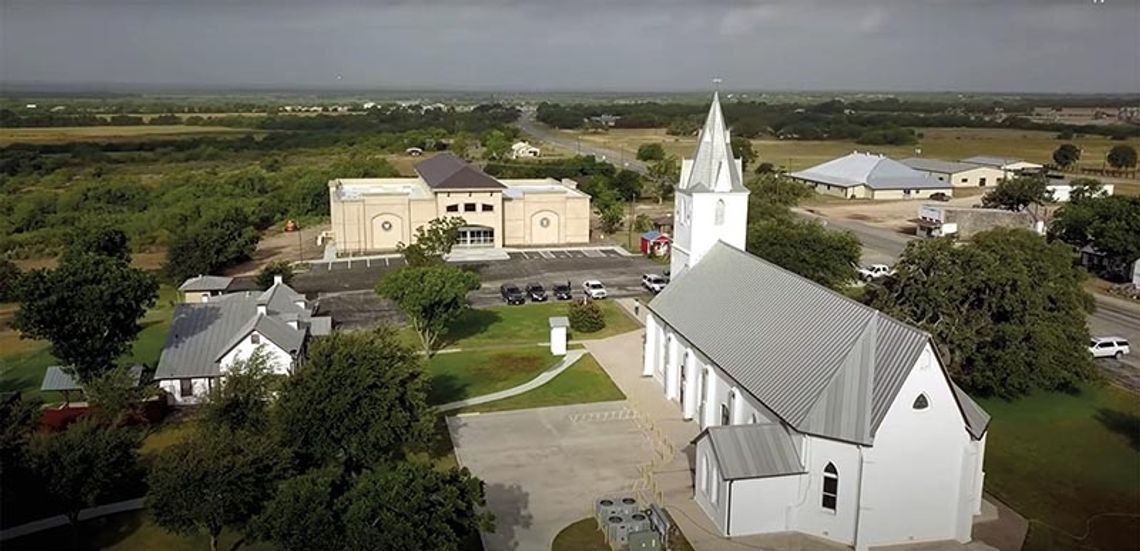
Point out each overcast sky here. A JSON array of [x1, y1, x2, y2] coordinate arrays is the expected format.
[[2, 0, 1138, 93]]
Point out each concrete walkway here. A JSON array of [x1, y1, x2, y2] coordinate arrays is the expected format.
[[0, 497, 145, 541], [436, 350, 586, 412]]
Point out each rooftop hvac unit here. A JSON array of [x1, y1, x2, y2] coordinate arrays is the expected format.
[[628, 529, 662, 551], [616, 496, 640, 515], [626, 512, 651, 534], [605, 515, 633, 547], [596, 498, 622, 521]]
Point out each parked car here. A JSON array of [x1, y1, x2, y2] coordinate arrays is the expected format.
[[552, 282, 573, 300], [500, 283, 526, 305], [525, 283, 548, 302], [1089, 337, 1131, 359], [642, 273, 668, 294], [857, 264, 895, 281], [930, 192, 951, 202], [582, 280, 608, 299]]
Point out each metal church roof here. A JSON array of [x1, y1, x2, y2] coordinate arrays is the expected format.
[[648, 241, 987, 444], [702, 424, 805, 480], [414, 153, 506, 190]]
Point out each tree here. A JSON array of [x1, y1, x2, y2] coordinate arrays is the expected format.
[[731, 136, 757, 172], [568, 299, 605, 333], [1106, 144, 1137, 169], [746, 219, 861, 290], [29, 420, 143, 525], [598, 202, 625, 234], [636, 143, 665, 162], [275, 329, 433, 471], [340, 462, 492, 551], [375, 265, 480, 354], [646, 155, 679, 204], [450, 132, 474, 160], [397, 217, 466, 267], [0, 259, 21, 303], [62, 224, 130, 262], [83, 366, 153, 426], [981, 176, 1053, 219], [200, 351, 277, 435], [14, 253, 158, 383], [253, 468, 345, 551], [1050, 194, 1140, 280], [868, 229, 1096, 397], [1052, 143, 1081, 168], [1, 394, 42, 526], [609, 169, 642, 202], [482, 130, 511, 160], [165, 206, 260, 282], [149, 431, 283, 551], [255, 261, 294, 290]]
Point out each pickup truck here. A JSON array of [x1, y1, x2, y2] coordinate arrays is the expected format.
[[641, 274, 668, 294], [857, 264, 895, 281], [582, 280, 608, 299]]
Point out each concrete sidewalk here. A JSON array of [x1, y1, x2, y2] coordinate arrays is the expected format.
[[0, 497, 145, 541]]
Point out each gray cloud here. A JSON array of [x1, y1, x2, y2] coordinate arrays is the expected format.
[[1, 0, 1137, 93]]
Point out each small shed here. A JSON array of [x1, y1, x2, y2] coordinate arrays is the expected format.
[[41, 364, 146, 405], [549, 316, 569, 356], [640, 231, 672, 257]]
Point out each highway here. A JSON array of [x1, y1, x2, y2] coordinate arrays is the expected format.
[[516, 114, 1140, 385]]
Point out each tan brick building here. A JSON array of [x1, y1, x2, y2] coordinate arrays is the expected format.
[[328, 153, 590, 254]]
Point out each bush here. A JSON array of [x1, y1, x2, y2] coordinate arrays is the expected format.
[[568, 299, 606, 333], [636, 143, 665, 162], [256, 261, 294, 289]]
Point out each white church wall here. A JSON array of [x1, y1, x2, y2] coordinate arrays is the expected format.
[[643, 314, 659, 377], [688, 192, 748, 267], [790, 436, 861, 545], [854, 344, 980, 549], [694, 438, 729, 533], [728, 475, 801, 536]]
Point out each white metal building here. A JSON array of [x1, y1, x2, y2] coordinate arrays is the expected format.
[[789, 152, 954, 200], [900, 157, 1006, 188]]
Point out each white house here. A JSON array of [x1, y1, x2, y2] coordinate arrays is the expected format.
[[154, 276, 331, 405], [510, 141, 541, 159], [900, 158, 1006, 188], [644, 94, 991, 551]]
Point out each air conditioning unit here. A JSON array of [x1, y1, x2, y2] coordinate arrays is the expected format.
[[606, 515, 633, 547], [596, 497, 622, 521], [616, 496, 640, 516], [627, 512, 651, 534]]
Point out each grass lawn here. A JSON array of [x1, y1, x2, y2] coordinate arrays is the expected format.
[[5, 509, 273, 551], [425, 347, 562, 405], [552, 518, 609, 551], [457, 353, 624, 414], [0, 125, 259, 146], [978, 383, 1139, 551], [442, 300, 640, 349], [0, 285, 179, 402]]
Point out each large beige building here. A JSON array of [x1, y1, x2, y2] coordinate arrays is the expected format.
[[900, 158, 1006, 188], [328, 153, 590, 254]]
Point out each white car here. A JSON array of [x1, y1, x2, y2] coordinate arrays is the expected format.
[[858, 264, 895, 281], [1089, 337, 1131, 360], [583, 280, 608, 299], [641, 274, 668, 294]]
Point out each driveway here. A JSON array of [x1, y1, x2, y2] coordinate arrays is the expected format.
[[447, 402, 653, 551]]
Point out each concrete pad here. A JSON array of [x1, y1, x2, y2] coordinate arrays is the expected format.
[[448, 402, 653, 551]]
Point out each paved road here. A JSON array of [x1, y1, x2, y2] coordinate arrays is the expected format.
[[517, 111, 647, 172]]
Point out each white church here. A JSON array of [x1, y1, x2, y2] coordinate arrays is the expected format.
[[642, 94, 991, 550]]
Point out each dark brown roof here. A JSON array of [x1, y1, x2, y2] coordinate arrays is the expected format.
[[414, 153, 506, 190]]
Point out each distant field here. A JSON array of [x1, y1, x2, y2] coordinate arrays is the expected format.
[[0, 125, 259, 145], [565, 127, 1140, 183]]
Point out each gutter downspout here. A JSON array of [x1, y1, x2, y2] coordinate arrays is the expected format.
[[853, 445, 867, 551], [726, 479, 733, 537]]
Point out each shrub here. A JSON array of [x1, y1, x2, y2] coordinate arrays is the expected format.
[[256, 261, 295, 289], [568, 299, 606, 333]]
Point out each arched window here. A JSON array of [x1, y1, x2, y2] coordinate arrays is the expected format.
[[714, 199, 725, 226], [913, 393, 930, 410], [822, 463, 838, 511], [722, 390, 735, 425]]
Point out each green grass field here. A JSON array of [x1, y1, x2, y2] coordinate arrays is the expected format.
[[442, 300, 640, 349], [457, 354, 624, 414], [5, 509, 273, 551], [978, 383, 1140, 551], [425, 347, 562, 405], [0, 285, 179, 402], [0, 125, 260, 145]]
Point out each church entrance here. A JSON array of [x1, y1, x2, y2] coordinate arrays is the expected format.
[[456, 225, 495, 248]]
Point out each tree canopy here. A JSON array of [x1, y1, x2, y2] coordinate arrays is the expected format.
[[731, 136, 757, 171], [746, 219, 861, 290], [275, 329, 433, 470], [13, 252, 158, 382], [375, 265, 480, 354], [1052, 143, 1081, 168], [397, 216, 465, 267], [165, 206, 260, 282], [636, 143, 665, 162], [255, 261, 294, 290], [1106, 144, 1137, 169], [200, 351, 278, 435], [868, 229, 1096, 397], [29, 420, 143, 524], [981, 176, 1053, 215], [1050, 194, 1140, 280], [645, 155, 679, 204]]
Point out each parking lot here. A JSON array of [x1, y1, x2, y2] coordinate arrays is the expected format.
[[447, 402, 653, 551], [293, 247, 662, 330]]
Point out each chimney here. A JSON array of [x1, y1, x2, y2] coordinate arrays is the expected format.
[[273, 275, 283, 285], [257, 304, 267, 316]]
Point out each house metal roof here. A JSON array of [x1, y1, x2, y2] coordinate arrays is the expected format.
[[789, 152, 950, 191], [41, 364, 145, 392], [680, 92, 747, 193], [414, 153, 506, 190], [960, 155, 1025, 168], [900, 157, 987, 175], [951, 381, 991, 439], [649, 242, 987, 444], [701, 424, 805, 480], [178, 275, 234, 292]]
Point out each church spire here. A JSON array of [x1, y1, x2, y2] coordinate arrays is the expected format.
[[679, 92, 744, 193]]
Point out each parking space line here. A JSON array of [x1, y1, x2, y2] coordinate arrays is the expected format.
[[521, 251, 530, 259]]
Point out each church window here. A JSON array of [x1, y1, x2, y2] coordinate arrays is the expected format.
[[464, 203, 477, 212], [822, 463, 838, 511], [750, 413, 759, 424], [714, 199, 725, 226], [699, 456, 708, 492], [481, 204, 494, 212], [913, 393, 930, 410], [710, 464, 719, 504], [250, 333, 261, 345], [446, 204, 459, 213], [720, 404, 729, 426]]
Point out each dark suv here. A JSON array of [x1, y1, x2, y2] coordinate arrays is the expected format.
[[500, 283, 526, 305], [552, 282, 573, 300], [525, 283, 548, 302]]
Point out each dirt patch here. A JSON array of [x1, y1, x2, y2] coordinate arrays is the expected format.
[[226, 222, 330, 276]]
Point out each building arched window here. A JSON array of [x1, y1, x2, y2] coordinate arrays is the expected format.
[[714, 199, 725, 226], [822, 463, 838, 511], [722, 389, 735, 425], [913, 393, 930, 410]]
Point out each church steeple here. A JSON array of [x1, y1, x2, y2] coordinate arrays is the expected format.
[[670, 92, 750, 279]]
